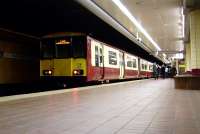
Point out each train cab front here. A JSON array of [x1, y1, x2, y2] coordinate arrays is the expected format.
[[40, 33, 87, 85]]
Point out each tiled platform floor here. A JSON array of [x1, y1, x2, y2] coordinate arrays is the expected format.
[[1, 79, 200, 134]]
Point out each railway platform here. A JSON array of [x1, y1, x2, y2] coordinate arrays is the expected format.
[[0, 79, 200, 134]]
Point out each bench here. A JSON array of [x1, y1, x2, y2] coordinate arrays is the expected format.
[[174, 75, 200, 90]]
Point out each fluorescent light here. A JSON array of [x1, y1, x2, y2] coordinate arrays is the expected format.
[[173, 53, 183, 59], [163, 53, 166, 58], [112, 0, 161, 51], [162, 53, 169, 63], [176, 53, 183, 59], [136, 32, 139, 39]]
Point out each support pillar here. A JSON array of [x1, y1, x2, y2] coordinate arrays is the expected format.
[[190, 9, 200, 75], [185, 43, 191, 73], [176, 59, 179, 75]]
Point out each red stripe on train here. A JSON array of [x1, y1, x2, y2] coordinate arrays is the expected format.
[[124, 69, 139, 79]]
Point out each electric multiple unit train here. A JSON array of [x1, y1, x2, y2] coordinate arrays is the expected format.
[[40, 32, 153, 85]]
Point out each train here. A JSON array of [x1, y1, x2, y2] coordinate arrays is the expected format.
[[40, 32, 153, 86]]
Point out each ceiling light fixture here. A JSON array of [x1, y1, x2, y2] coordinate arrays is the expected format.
[[112, 0, 162, 51], [163, 53, 167, 58], [173, 53, 183, 59]]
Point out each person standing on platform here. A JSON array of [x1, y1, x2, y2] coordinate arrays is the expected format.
[[165, 66, 169, 78], [161, 64, 166, 79], [153, 62, 158, 80], [171, 66, 177, 77], [157, 65, 160, 79]]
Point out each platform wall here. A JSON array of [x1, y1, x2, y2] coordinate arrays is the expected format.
[[0, 34, 39, 84]]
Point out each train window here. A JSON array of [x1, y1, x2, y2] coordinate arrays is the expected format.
[[41, 36, 86, 59], [55, 44, 72, 58], [100, 48, 102, 55], [108, 51, 117, 65], [127, 61, 133, 67], [99, 48, 103, 63], [145, 64, 147, 70], [142, 64, 145, 70], [40, 40, 54, 59], [95, 46, 99, 67], [72, 36, 86, 58], [126, 56, 132, 67], [149, 65, 153, 71], [133, 59, 137, 68], [55, 37, 72, 58]]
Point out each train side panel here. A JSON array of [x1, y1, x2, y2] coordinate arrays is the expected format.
[[139, 59, 148, 78], [124, 53, 139, 79], [86, 38, 104, 81], [87, 36, 154, 82], [103, 45, 120, 80], [87, 37, 122, 81]]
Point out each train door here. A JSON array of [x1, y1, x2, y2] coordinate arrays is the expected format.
[[99, 44, 104, 79], [94, 43, 104, 80], [138, 58, 141, 77], [119, 52, 124, 79]]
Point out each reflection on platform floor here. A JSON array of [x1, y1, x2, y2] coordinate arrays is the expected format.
[[0, 79, 200, 134]]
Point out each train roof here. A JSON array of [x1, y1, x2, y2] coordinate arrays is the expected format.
[[42, 32, 86, 39]]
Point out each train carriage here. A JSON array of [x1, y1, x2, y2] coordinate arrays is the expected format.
[[88, 38, 123, 81], [40, 32, 153, 85]]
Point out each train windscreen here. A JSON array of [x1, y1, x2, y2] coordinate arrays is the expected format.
[[40, 39, 55, 59], [40, 36, 86, 59]]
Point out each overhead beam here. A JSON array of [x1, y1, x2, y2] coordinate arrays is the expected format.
[[153, 51, 184, 54]]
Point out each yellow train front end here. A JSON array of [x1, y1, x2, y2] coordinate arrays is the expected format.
[[40, 33, 87, 86]]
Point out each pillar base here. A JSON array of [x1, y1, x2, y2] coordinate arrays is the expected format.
[[192, 69, 200, 75], [174, 75, 200, 90], [186, 71, 192, 74]]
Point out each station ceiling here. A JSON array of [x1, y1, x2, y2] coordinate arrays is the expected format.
[[92, 0, 184, 59], [0, 0, 165, 64]]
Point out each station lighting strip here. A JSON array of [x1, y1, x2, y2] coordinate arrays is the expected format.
[[163, 53, 167, 58], [112, 0, 162, 51], [76, 0, 166, 63]]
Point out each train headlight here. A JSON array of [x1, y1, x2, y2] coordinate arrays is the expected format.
[[73, 69, 83, 75], [43, 70, 53, 75]]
